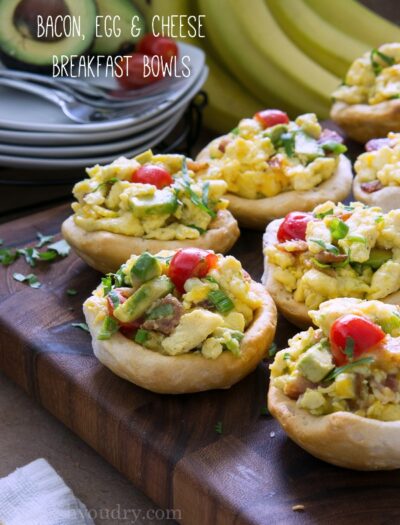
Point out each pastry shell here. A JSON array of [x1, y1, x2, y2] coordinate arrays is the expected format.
[[62, 209, 240, 274], [353, 177, 400, 213], [84, 282, 277, 394], [262, 219, 400, 328], [331, 100, 400, 144], [197, 139, 353, 230], [268, 384, 400, 470]]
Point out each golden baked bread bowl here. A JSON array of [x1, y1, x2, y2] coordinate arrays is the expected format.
[[263, 201, 400, 327], [196, 110, 352, 229], [84, 248, 277, 394], [268, 298, 400, 470], [331, 43, 400, 143], [352, 133, 400, 212], [62, 150, 239, 273]]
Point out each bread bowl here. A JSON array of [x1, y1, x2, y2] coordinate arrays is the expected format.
[[196, 110, 352, 229], [263, 201, 400, 327], [353, 133, 400, 212], [268, 297, 400, 470], [331, 43, 400, 143], [62, 150, 240, 273], [84, 248, 277, 394]]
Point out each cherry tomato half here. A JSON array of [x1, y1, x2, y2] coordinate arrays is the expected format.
[[330, 314, 385, 366], [168, 248, 218, 293], [277, 212, 313, 242], [254, 109, 289, 128], [131, 164, 173, 189], [116, 53, 162, 89], [137, 34, 178, 61]]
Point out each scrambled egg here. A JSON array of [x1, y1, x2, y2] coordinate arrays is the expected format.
[[333, 43, 400, 105], [270, 298, 400, 420], [199, 113, 341, 199], [265, 201, 400, 309], [94, 250, 262, 359], [71, 151, 228, 240], [355, 132, 400, 186]]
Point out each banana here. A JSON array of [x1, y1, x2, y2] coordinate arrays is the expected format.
[[266, 0, 368, 78], [305, 0, 400, 49]]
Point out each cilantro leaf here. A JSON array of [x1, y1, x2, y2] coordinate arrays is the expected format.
[[268, 342, 278, 358], [370, 48, 395, 75], [17, 247, 39, 267], [67, 288, 78, 296], [230, 127, 239, 135], [181, 158, 216, 218], [309, 238, 340, 255], [36, 232, 54, 248], [13, 272, 41, 288], [324, 357, 374, 382], [215, 421, 223, 435], [0, 248, 19, 266], [47, 239, 70, 257]]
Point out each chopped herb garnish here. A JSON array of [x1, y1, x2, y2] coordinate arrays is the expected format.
[[311, 257, 330, 269], [343, 337, 355, 360], [230, 127, 239, 135], [93, 177, 119, 193], [321, 141, 347, 155], [281, 132, 295, 157], [215, 421, 223, 434], [324, 357, 374, 382], [315, 208, 334, 219], [47, 239, 70, 257], [370, 48, 395, 75], [260, 406, 270, 416], [181, 158, 216, 218], [268, 342, 278, 358], [107, 289, 121, 309], [188, 224, 206, 234], [283, 352, 291, 360], [36, 232, 54, 248], [38, 250, 58, 262], [346, 235, 367, 244], [329, 217, 349, 240], [309, 238, 340, 255], [13, 272, 41, 288], [135, 328, 149, 344], [375, 215, 384, 223], [102, 275, 113, 295], [0, 248, 19, 266], [17, 247, 39, 267], [97, 316, 119, 340], [202, 181, 211, 209], [67, 288, 78, 296], [71, 322, 90, 333], [208, 289, 234, 314]]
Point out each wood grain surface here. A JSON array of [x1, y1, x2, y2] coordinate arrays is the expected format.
[[2, 202, 400, 525]]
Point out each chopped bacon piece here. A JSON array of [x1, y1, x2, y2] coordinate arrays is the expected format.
[[318, 128, 344, 144], [217, 138, 231, 153], [361, 180, 383, 193], [365, 138, 391, 151], [314, 251, 348, 264]]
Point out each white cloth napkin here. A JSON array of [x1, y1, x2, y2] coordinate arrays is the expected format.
[[0, 459, 94, 525]]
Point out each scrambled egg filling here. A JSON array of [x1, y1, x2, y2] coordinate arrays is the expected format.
[[270, 298, 400, 420], [198, 113, 342, 199], [71, 151, 228, 240], [265, 201, 400, 309], [333, 43, 400, 105], [355, 132, 400, 187], [84, 250, 262, 360]]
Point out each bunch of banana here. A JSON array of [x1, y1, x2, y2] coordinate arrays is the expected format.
[[133, 0, 400, 133]]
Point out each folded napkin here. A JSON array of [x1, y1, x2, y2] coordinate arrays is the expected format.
[[0, 459, 94, 525]]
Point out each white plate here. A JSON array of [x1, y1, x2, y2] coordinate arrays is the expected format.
[[0, 109, 184, 158], [0, 43, 204, 133]]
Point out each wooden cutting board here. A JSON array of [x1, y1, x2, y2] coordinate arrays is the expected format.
[[2, 203, 400, 525]]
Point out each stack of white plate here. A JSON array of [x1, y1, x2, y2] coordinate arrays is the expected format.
[[0, 43, 206, 170]]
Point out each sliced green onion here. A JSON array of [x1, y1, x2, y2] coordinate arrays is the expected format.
[[321, 141, 347, 155], [329, 217, 349, 240], [309, 238, 340, 255], [346, 235, 367, 244], [97, 316, 119, 340], [208, 289, 234, 314]]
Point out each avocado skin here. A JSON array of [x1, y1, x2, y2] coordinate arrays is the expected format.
[[0, 0, 97, 73], [113, 275, 174, 324]]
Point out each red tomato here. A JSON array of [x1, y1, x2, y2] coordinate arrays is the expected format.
[[330, 314, 385, 365], [254, 109, 289, 128], [131, 164, 173, 188], [277, 212, 313, 242], [106, 288, 129, 317], [137, 34, 178, 60], [168, 248, 218, 292], [116, 53, 161, 89]]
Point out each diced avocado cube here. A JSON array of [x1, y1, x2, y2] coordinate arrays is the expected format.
[[129, 187, 178, 217], [366, 248, 392, 270], [134, 150, 153, 164], [297, 344, 334, 382], [130, 252, 162, 284], [294, 131, 323, 160], [264, 123, 288, 145], [113, 275, 173, 323]]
